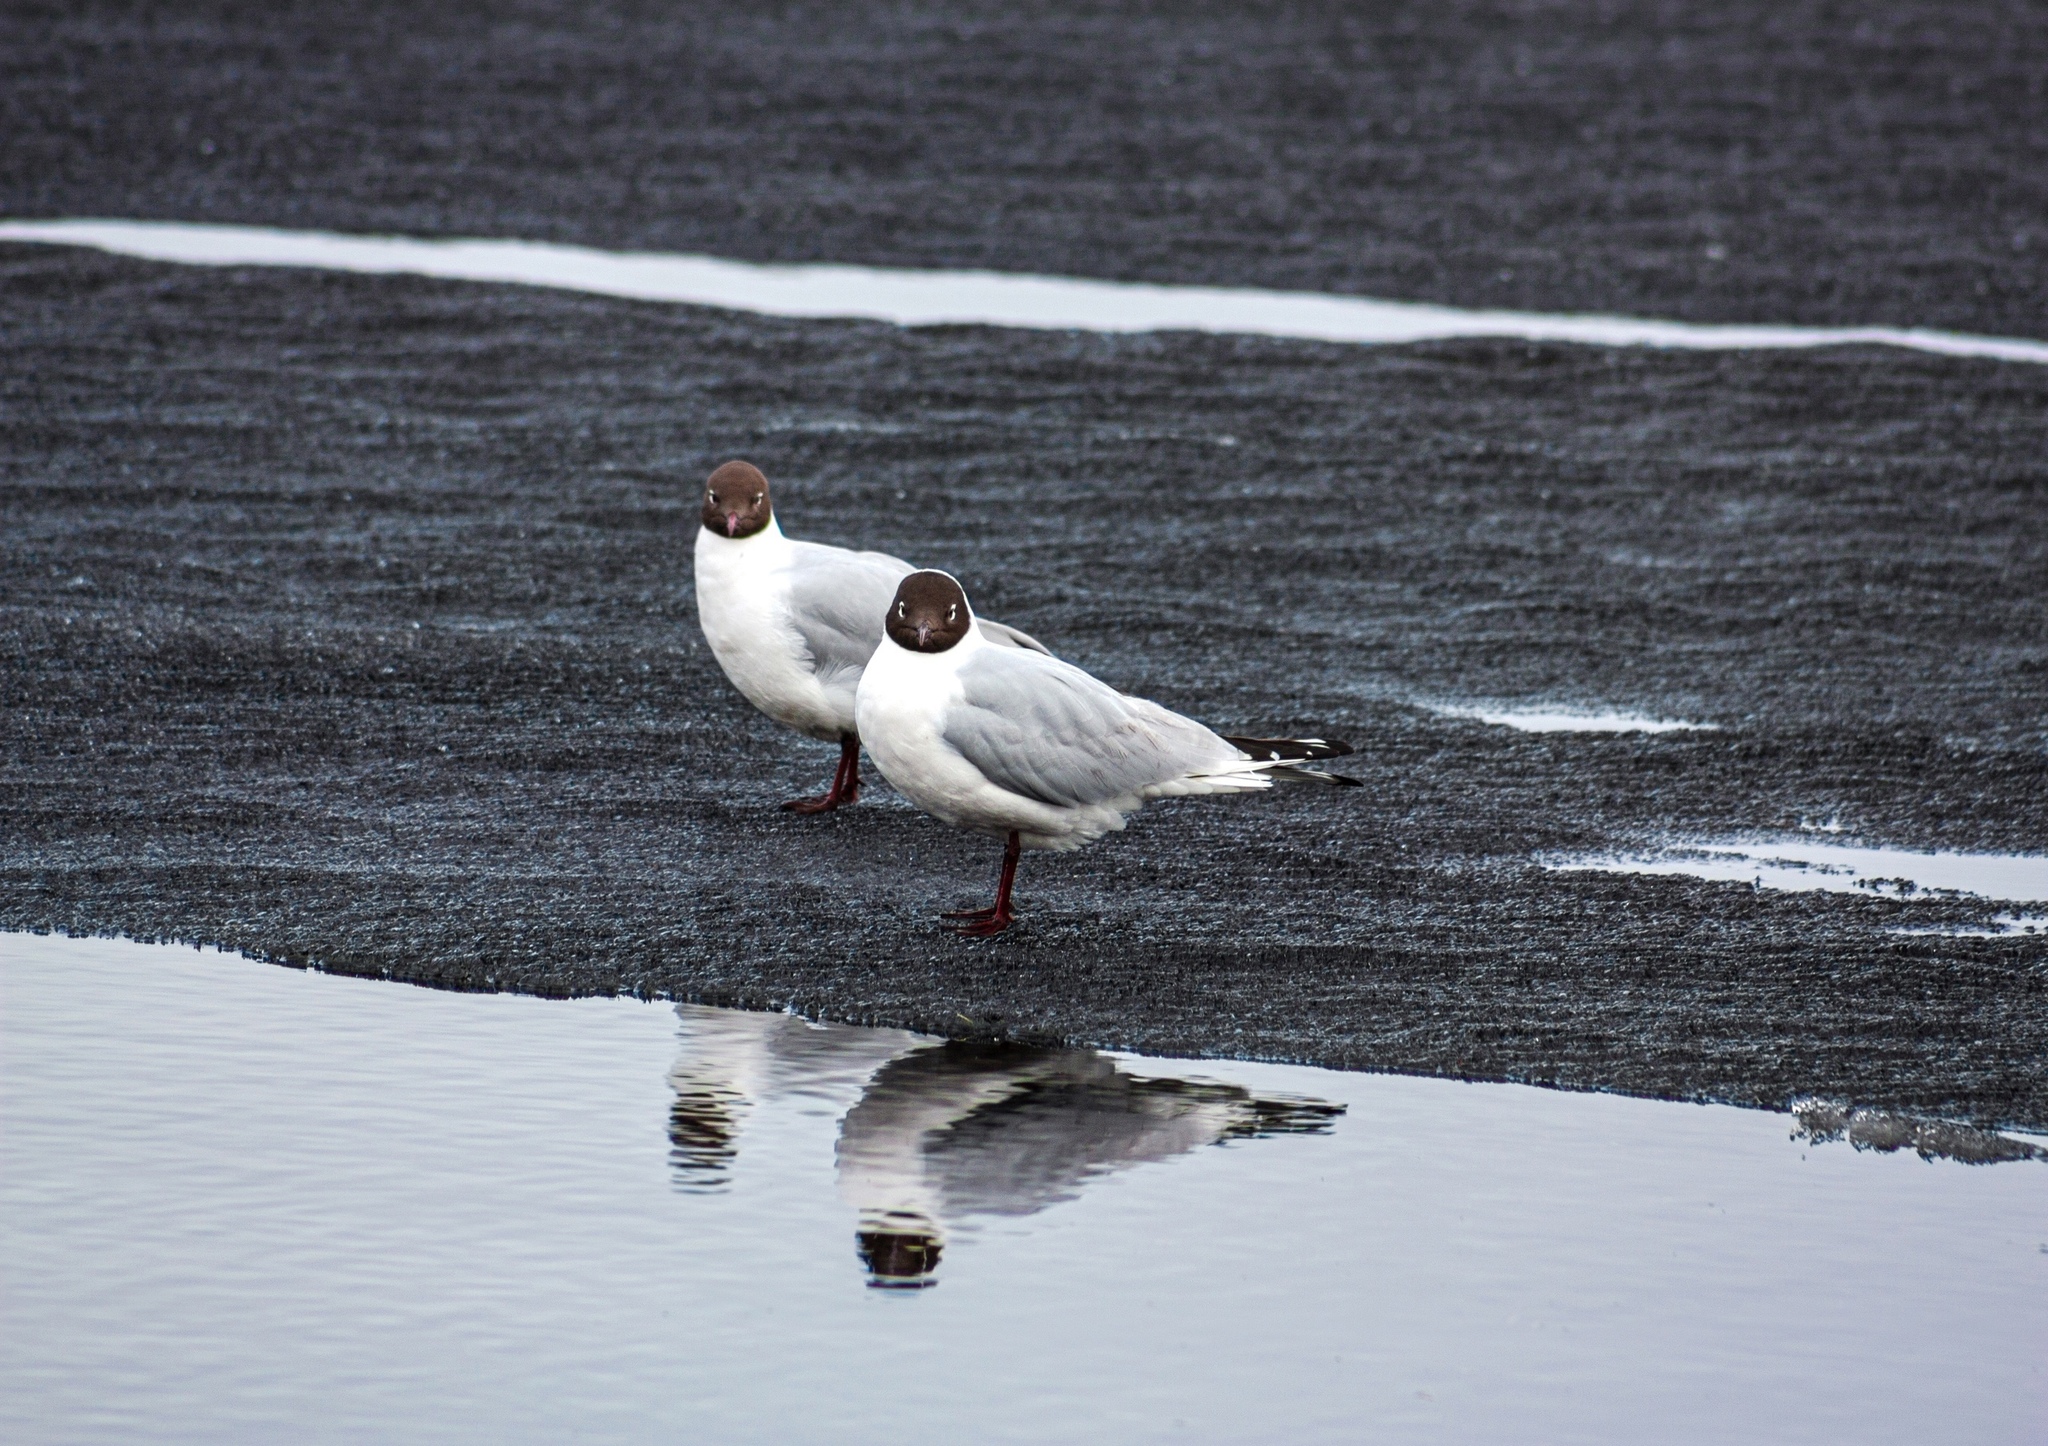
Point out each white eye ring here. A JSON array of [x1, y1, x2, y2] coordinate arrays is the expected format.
[[752, 493, 762, 503], [946, 604, 957, 620], [896, 602, 905, 617]]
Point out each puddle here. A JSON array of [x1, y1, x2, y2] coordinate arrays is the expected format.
[[1435, 706, 1718, 734], [4, 219, 2046, 365], [1549, 838, 2048, 911], [3, 933, 2042, 1444]]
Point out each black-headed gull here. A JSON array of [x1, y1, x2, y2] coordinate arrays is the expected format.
[[695, 462, 1049, 813], [854, 570, 1359, 935]]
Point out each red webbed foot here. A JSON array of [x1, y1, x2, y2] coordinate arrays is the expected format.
[[944, 831, 1021, 936], [783, 736, 862, 815], [947, 910, 1016, 938]]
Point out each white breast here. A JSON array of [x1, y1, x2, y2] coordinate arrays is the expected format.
[[857, 631, 1099, 846], [694, 523, 847, 740], [854, 637, 981, 816]]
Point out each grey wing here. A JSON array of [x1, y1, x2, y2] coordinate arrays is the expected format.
[[783, 542, 914, 677], [943, 649, 1240, 807]]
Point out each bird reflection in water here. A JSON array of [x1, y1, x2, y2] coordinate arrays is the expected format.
[[666, 1006, 1344, 1289], [665, 1006, 922, 1192]]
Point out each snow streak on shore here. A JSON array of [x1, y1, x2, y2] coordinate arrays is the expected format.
[[1436, 707, 1717, 734], [6, 219, 2047, 364]]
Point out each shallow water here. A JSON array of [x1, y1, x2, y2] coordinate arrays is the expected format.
[[4, 219, 2045, 364], [3, 933, 2042, 1443], [1551, 839, 2048, 927], [1434, 705, 1717, 734]]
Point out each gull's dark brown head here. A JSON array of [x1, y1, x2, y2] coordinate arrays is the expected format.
[[701, 460, 773, 539], [886, 570, 972, 654]]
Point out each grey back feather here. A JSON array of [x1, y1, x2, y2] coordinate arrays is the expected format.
[[784, 542, 912, 681], [943, 648, 1239, 807], [784, 540, 1052, 676]]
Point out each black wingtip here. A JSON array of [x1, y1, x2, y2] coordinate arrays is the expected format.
[[1222, 734, 1357, 762]]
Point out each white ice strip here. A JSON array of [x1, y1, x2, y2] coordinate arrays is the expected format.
[[1891, 913, 2047, 938], [1438, 706, 1717, 734], [5, 218, 2048, 365], [1552, 840, 2048, 905]]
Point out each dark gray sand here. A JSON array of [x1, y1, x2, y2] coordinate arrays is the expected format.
[[4, 2, 2045, 1127], [4, 245, 2044, 1127], [4, 0, 2045, 336]]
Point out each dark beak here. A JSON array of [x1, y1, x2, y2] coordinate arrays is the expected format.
[[915, 622, 933, 648]]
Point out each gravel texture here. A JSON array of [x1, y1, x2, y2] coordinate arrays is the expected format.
[[2, 1, 2044, 1127], [3, 0, 2045, 334], [4, 245, 2044, 1127]]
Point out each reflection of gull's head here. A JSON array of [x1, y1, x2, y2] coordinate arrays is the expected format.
[[668, 1080, 746, 1192], [856, 1214, 945, 1290]]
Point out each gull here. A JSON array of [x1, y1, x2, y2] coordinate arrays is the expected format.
[[695, 461, 1050, 812], [855, 571, 1360, 935]]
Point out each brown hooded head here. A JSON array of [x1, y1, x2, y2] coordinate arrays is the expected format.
[[886, 571, 973, 654], [701, 461, 773, 539]]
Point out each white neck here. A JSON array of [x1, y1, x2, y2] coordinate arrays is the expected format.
[[698, 511, 789, 554]]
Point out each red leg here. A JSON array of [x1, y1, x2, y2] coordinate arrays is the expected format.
[[783, 734, 863, 814], [942, 831, 1012, 919], [947, 832, 1021, 936]]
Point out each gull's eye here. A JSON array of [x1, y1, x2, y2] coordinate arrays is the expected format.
[[752, 493, 762, 504], [706, 492, 717, 504], [946, 604, 957, 621], [896, 601, 905, 617]]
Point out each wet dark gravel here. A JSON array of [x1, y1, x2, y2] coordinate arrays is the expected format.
[[4, 0, 2046, 1128], [4, 243, 2044, 1128], [4, 0, 2046, 336]]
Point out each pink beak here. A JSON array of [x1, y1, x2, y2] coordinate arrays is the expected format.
[[724, 512, 741, 536]]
